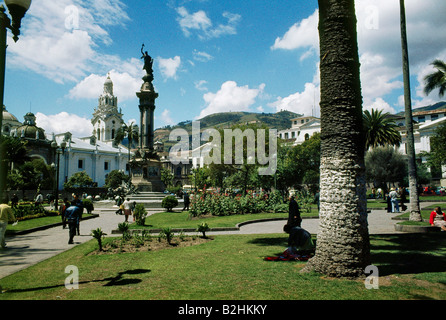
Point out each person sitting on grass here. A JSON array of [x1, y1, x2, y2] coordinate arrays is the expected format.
[[429, 207, 446, 231]]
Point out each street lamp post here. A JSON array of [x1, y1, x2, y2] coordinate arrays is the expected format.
[[51, 140, 66, 211], [0, 0, 31, 200]]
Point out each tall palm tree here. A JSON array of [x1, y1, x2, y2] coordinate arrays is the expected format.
[[423, 59, 446, 98], [363, 109, 401, 150], [114, 122, 139, 176], [400, 0, 422, 222], [302, 0, 370, 278]]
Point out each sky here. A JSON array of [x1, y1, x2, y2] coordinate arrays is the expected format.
[[3, 0, 446, 138]]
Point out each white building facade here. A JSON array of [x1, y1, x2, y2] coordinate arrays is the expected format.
[[278, 116, 321, 145], [53, 76, 131, 189]]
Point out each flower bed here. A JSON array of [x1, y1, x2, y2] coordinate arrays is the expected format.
[[189, 190, 289, 217]]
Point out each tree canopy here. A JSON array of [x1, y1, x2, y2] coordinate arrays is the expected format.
[[363, 109, 401, 150]]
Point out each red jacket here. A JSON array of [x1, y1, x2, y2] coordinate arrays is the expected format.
[[429, 211, 446, 225]]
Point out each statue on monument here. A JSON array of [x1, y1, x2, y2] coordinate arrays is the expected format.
[[141, 44, 154, 81]]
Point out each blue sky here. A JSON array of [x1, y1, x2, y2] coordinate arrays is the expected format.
[[3, 0, 446, 138]]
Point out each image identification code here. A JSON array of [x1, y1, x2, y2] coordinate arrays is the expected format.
[[178, 304, 267, 317]]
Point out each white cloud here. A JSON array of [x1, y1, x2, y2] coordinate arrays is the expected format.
[[7, 0, 130, 84], [176, 7, 212, 37], [271, 0, 446, 114], [176, 6, 241, 40], [36, 112, 93, 137], [161, 109, 175, 126], [194, 80, 208, 91], [198, 81, 265, 119], [269, 82, 320, 117], [271, 9, 319, 60], [158, 56, 182, 80], [68, 70, 142, 101], [363, 97, 396, 114], [193, 50, 214, 62]]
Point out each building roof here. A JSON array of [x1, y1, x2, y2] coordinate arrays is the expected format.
[[54, 133, 131, 155]]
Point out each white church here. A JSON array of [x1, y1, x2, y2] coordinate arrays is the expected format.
[[51, 75, 131, 189]]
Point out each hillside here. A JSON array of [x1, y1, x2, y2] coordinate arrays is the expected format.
[[154, 110, 299, 145], [396, 101, 446, 116]]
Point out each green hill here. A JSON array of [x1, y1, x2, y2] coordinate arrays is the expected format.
[[154, 110, 299, 145]]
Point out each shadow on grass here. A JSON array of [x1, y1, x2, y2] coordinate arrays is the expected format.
[[248, 233, 446, 277], [248, 236, 288, 247], [370, 233, 446, 276], [3, 269, 151, 294]]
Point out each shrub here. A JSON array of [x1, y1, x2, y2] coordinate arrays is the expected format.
[[197, 222, 210, 238], [82, 199, 94, 214], [160, 227, 174, 244], [91, 228, 107, 251], [162, 195, 178, 212], [133, 204, 147, 226], [189, 191, 285, 217]]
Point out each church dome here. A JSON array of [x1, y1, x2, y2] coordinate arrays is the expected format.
[[2, 106, 18, 121], [14, 112, 46, 140]]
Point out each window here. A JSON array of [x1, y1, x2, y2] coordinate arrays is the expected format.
[[104, 161, 109, 171], [78, 159, 84, 169], [431, 114, 438, 121], [418, 116, 425, 123]]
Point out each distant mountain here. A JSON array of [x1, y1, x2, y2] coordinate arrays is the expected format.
[[154, 110, 299, 147], [396, 101, 446, 116]]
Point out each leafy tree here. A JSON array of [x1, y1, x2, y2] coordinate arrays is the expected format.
[[64, 171, 94, 189], [114, 121, 139, 174], [303, 0, 370, 278], [424, 59, 446, 98], [365, 146, 407, 192], [421, 122, 446, 182], [105, 170, 130, 189], [1, 135, 29, 171], [190, 167, 211, 191], [363, 109, 401, 150], [161, 168, 174, 188]]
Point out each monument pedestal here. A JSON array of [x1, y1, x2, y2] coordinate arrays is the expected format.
[[131, 157, 164, 192]]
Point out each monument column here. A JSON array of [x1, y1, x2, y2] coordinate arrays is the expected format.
[[131, 44, 163, 192]]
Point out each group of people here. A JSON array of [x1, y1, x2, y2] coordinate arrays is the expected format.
[[115, 196, 137, 222]]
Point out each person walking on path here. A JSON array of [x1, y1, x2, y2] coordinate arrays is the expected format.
[[64, 204, 82, 244], [70, 193, 84, 235], [0, 197, 17, 249], [122, 198, 132, 223], [389, 188, 400, 213]]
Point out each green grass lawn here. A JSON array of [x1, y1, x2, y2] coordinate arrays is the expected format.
[[129, 209, 319, 231], [1, 232, 445, 300], [6, 214, 95, 233]]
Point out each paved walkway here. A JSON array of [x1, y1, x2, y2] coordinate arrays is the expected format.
[[0, 204, 416, 280]]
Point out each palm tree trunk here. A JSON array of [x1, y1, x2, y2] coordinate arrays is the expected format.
[[400, 0, 421, 222], [302, 0, 370, 278]]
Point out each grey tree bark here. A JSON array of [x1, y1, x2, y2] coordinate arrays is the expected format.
[[302, 0, 370, 278]]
